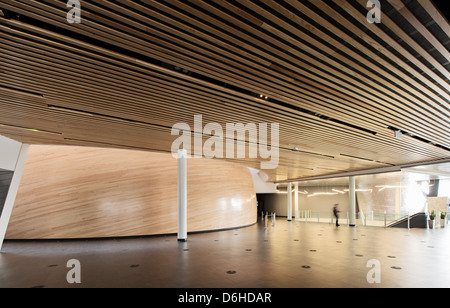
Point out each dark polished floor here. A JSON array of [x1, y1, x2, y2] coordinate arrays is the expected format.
[[1, 218, 449, 288]]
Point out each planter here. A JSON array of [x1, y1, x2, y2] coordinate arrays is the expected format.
[[441, 219, 447, 228], [428, 219, 435, 229]]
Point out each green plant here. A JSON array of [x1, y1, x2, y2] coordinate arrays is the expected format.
[[441, 212, 447, 220], [430, 210, 436, 220]]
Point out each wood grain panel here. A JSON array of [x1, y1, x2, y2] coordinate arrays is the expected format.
[[5, 145, 257, 239]]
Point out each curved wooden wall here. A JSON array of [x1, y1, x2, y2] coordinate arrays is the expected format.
[[5, 145, 257, 239]]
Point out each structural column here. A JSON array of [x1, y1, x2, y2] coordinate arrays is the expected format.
[[294, 182, 299, 220], [287, 182, 292, 221], [177, 149, 187, 241], [0, 143, 30, 251], [349, 176, 356, 227]]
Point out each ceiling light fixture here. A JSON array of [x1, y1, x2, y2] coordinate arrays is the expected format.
[[343, 188, 373, 192], [48, 105, 94, 116], [0, 123, 62, 135], [307, 192, 339, 197], [332, 189, 345, 194], [375, 185, 405, 191]]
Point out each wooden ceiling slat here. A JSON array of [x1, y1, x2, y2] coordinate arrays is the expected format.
[[0, 0, 448, 181], [22, 0, 408, 130], [352, 0, 450, 82], [208, 0, 450, 143], [0, 26, 395, 136], [2, 1, 446, 150], [417, 0, 450, 38], [1, 39, 448, 156], [16, 0, 446, 141], [0, 91, 446, 166], [266, 0, 450, 117], [387, 0, 450, 64]]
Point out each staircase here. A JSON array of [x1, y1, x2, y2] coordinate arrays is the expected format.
[[387, 212, 428, 228]]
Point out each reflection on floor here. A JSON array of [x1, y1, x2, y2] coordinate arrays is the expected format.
[[1, 219, 449, 288]]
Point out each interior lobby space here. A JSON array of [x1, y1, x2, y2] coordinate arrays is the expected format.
[[0, 0, 450, 289], [1, 219, 449, 288]]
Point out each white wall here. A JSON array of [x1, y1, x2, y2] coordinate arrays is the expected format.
[[0, 135, 22, 171], [248, 167, 277, 194]]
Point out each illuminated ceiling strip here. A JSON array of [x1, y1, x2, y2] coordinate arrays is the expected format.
[[0, 123, 61, 135]]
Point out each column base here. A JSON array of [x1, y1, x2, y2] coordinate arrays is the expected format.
[[177, 238, 187, 242]]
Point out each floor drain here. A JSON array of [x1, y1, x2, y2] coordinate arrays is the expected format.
[[391, 266, 402, 270], [387, 256, 396, 258], [309, 249, 317, 252], [130, 264, 140, 268], [336, 241, 342, 243], [355, 254, 364, 257], [245, 249, 252, 251], [226, 270, 237, 274], [183, 249, 189, 251], [48, 264, 58, 268], [301, 265, 311, 269]]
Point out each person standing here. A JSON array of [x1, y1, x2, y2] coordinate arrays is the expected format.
[[333, 204, 340, 227]]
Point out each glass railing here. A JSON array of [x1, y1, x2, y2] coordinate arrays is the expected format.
[[294, 210, 413, 227]]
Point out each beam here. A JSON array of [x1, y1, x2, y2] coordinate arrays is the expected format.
[[287, 182, 292, 221], [349, 176, 356, 227], [177, 149, 187, 242], [0, 143, 29, 251]]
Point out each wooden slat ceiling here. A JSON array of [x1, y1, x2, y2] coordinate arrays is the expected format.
[[0, 0, 449, 182]]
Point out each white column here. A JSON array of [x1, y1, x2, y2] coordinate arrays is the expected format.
[[287, 182, 292, 221], [177, 149, 187, 242], [0, 144, 30, 251], [294, 182, 299, 220], [349, 176, 356, 227]]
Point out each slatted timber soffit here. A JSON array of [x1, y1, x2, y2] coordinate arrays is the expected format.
[[0, 0, 449, 182]]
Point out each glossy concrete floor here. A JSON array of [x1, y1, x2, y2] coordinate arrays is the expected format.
[[1, 218, 449, 288]]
